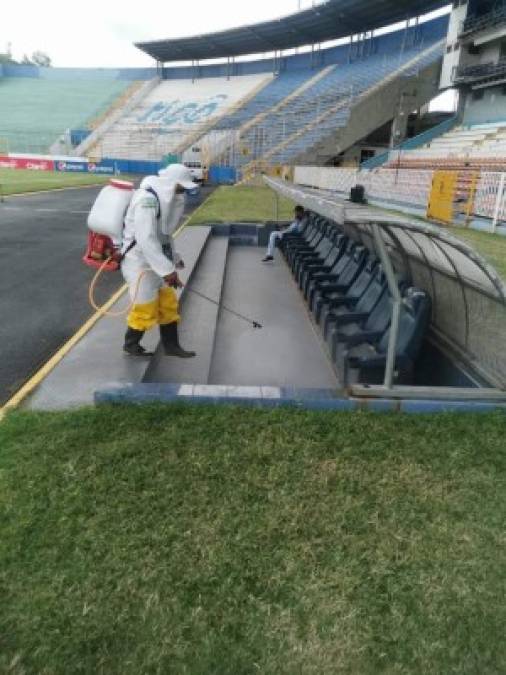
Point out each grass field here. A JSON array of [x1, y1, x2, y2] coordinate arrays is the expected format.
[[0, 168, 118, 196], [1, 404, 505, 674], [451, 226, 506, 280], [187, 185, 296, 225]]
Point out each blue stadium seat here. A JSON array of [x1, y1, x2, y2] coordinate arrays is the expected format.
[[326, 281, 395, 363], [315, 263, 386, 333], [315, 246, 369, 332], [299, 232, 348, 297], [342, 288, 432, 385]]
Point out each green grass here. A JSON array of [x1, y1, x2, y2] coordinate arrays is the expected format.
[[450, 227, 506, 280], [0, 168, 117, 195], [188, 185, 296, 225], [1, 404, 505, 674]]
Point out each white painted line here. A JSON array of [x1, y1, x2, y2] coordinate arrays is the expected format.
[[2, 184, 105, 198], [35, 208, 89, 214], [0, 206, 89, 214]]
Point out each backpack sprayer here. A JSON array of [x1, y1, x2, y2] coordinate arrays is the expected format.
[[83, 178, 263, 329]]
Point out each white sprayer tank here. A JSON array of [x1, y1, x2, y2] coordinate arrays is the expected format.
[[87, 179, 134, 245]]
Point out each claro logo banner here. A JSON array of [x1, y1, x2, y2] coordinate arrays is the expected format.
[[0, 156, 55, 170]]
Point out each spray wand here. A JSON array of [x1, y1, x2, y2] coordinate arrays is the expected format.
[[185, 287, 262, 329]]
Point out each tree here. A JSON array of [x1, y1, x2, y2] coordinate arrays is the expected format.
[[0, 43, 16, 65], [31, 51, 51, 67]]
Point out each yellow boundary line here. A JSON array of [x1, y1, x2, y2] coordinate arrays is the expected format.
[[0, 284, 127, 421], [0, 193, 212, 421]]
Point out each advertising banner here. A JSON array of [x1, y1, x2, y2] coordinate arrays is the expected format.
[[0, 156, 55, 171], [54, 160, 115, 175]]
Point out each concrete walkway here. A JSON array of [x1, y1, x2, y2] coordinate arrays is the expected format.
[[208, 247, 338, 389], [24, 226, 211, 410]]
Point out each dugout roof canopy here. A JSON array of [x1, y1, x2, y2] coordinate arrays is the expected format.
[[136, 0, 447, 62]]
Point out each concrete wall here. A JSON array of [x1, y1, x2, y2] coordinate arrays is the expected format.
[[463, 86, 506, 125], [440, 3, 468, 89], [337, 144, 390, 167], [478, 42, 502, 65]]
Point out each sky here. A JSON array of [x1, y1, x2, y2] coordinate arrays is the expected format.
[[2, 0, 455, 109], [3, 0, 329, 68]]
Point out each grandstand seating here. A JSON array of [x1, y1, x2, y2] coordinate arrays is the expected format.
[[213, 70, 319, 132], [0, 77, 132, 154], [83, 16, 446, 166], [278, 212, 431, 385], [0, 17, 448, 166], [237, 32, 445, 168], [96, 74, 272, 161], [386, 123, 506, 172]]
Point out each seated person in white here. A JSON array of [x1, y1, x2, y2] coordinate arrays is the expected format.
[[262, 205, 306, 262]]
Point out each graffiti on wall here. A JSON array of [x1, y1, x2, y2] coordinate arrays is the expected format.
[[138, 94, 228, 128]]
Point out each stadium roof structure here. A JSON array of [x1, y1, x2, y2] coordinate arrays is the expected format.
[[136, 0, 448, 62]]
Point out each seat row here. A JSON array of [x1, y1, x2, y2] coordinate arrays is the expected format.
[[279, 212, 432, 386]]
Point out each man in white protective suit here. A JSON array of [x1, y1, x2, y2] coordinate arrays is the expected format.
[[121, 164, 197, 357]]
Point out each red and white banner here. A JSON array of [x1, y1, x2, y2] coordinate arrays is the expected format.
[[0, 155, 55, 171]]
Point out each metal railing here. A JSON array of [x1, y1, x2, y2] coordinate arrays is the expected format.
[[454, 59, 506, 84], [461, 5, 506, 36]]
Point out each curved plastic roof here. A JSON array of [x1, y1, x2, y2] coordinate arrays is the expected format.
[[264, 177, 506, 390], [136, 0, 447, 62]]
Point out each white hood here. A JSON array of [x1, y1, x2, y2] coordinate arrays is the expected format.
[[158, 163, 198, 190]]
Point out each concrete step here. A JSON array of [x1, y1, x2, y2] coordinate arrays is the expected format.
[[24, 226, 211, 410], [143, 234, 230, 385]]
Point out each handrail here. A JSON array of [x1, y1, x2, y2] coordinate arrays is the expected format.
[[454, 59, 506, 83]]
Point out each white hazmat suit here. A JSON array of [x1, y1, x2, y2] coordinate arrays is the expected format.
[[121, 165, 197, 356]]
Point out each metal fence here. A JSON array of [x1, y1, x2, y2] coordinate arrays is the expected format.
[[293, 166, 433, 209], [293, 165, 506, 229], [474, 172, 506, 229]]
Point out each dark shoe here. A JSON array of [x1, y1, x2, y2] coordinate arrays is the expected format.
[[262, 255, 274, 262], [123, 327, 154, 357], [160, 322, 196, 358]]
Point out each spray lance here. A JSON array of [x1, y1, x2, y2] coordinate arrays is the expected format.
[[166, 273, 262, 329], [186, 287, 262, 329]]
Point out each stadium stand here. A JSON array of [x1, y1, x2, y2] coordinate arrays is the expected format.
[[93, 74, 272, 161], [248, 40, 444, 167], [0, 76, 133, 154], [86, 17, 447, 168], [385, 123, 506, 172]]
